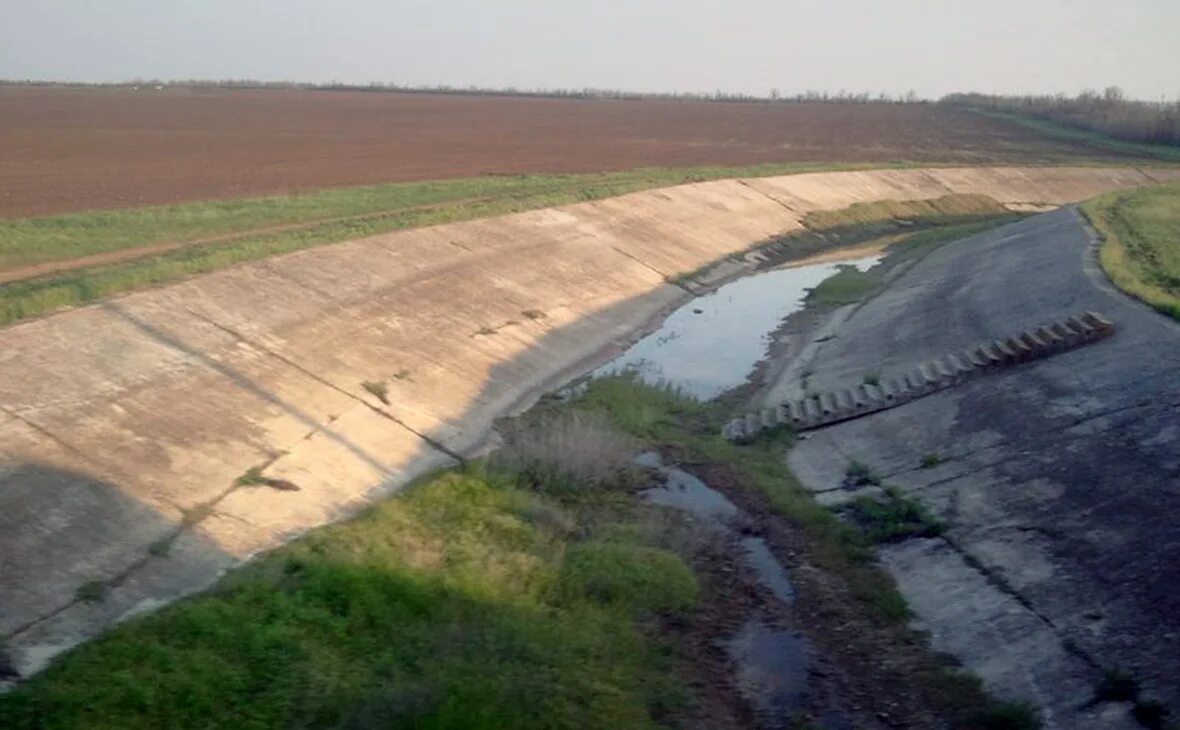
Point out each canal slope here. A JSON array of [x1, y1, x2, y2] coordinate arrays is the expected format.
[[2, 166, 1178, 678]]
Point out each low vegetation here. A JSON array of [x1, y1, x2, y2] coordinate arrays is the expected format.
[[846, 486, 947, 543], [844, 460, 881, 486], [73, 581, 105, 604], [801, 193, 1007, 231], [1082, 182, 1180, 320]]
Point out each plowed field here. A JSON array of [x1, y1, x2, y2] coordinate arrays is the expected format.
[[0, 86, 1132, 217]]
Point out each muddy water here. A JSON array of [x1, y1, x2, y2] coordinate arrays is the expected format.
[[597, 253, 882, 399], [639, 452, 809, 723]]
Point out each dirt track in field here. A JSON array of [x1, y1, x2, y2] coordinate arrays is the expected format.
[[0, 87, 1133, 218]]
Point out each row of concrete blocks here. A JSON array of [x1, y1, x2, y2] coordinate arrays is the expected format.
[[722, 311, 1115, 443]]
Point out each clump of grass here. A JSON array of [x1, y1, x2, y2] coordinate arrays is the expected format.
[[179, 501, 215, 527], [921, 452, 943, 469], [361, 380, 389, 404], [846, 486, 946, 544], [862, 371, 881, 386], [808, 264, 879, 306], [75, 581, 105, 603], [148, 536, 174, 558], [234, 466, 268, 486], [392, 368, 412, 380], [493, 410, 640, 492], [845, 460, 881, 487]]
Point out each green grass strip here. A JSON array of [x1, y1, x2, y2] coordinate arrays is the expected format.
[[1082, 181, 1180, 320]]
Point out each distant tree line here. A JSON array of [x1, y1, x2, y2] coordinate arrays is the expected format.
[[0, 78, 928, 105], [943, 88, 1180, 147]]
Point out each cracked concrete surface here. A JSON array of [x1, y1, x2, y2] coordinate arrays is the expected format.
[[784, 208, 1180, 728]]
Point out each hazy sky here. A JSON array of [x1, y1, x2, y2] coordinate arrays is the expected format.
[[2, 0, 1177, 100]]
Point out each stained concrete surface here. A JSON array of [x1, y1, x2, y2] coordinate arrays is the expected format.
[[784, 208, 1180, 728]]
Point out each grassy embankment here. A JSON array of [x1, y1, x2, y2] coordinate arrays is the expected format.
[[0, 161, 905, 328], [1082, 182, 1180, 320], [0, 373, 1036, 729]]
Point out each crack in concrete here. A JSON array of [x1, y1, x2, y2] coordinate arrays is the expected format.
[[937, 533, 1104, 672], [0, 406, 100, 467], [186, 309, 465, 463], [737, 179, 802, 214], [609, 245, 688, 293]]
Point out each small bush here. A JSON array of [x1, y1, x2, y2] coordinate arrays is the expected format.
[[75, 581, 105, 603], [921, 452, 942, 469], [863, 371, 881, 386], [493, 410, 640, 492], [361, 380, 390, 404]]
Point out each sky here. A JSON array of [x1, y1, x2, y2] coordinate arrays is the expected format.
[[1, 0, 1177, 100]]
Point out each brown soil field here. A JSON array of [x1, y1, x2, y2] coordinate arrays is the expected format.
[[0, 86, 1133, 218]]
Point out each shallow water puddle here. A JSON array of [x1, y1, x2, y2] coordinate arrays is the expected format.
[[724, 617, 810, 721], [598, 253, 881, 399], [639, 452, 808, 722]]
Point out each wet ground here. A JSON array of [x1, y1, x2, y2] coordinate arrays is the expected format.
[[639, 451, 808, 724]]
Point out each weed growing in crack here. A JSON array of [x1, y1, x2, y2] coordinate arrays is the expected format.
[[235, 466, 268, 486], [75, 581, 105, 603], [362, 380, 390, 404], [846, 486, 946, 543], [921, 452, 943, 469], [148, 537, 174, 558], [845, 460, 880, 486]]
